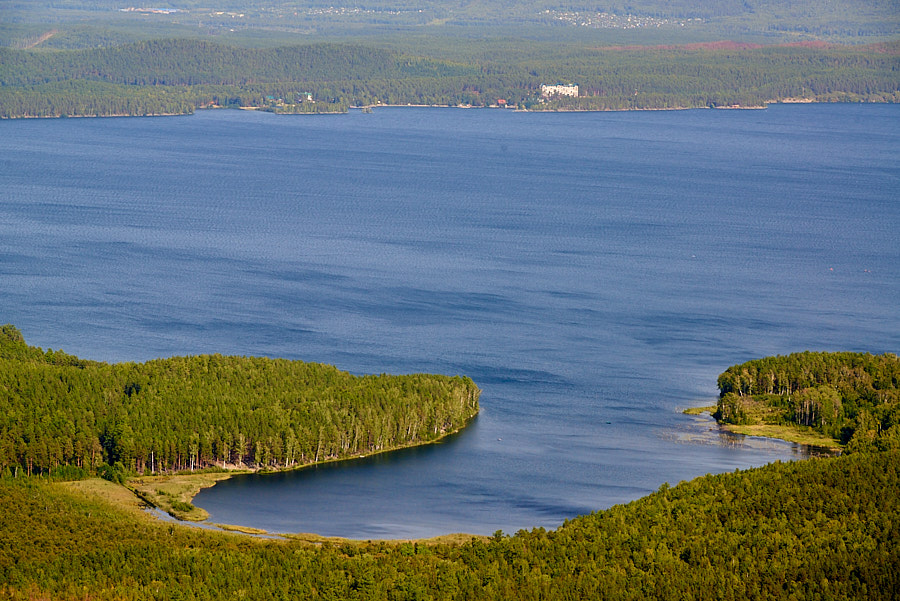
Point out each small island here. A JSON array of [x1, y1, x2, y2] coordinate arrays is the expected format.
[[703, 351, 900, 452]]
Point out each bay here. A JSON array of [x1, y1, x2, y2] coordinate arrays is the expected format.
[[1, 104, 898, 539]]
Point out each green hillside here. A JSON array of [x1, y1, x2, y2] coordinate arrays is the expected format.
[[1, 38, 897, 117], [1, 449, 896, 599], [2, 0, 898, 118], [2, 0, 897, 46]]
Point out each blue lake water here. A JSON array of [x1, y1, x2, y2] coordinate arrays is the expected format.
[[2, 104, 898, 539]]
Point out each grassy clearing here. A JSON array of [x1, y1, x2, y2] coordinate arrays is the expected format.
[[737, 395, 787, 425], [727, 395, 842, 450], [128, 472, 240, 521], [61, 478, 151, 518], [685, 398, 842, 451], [719, 423, 841, 451], [213, 523, 272, 535]]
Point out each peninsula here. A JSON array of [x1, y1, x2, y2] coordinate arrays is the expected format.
[[708, 351, 900, 452], [0, 324, 480, 520]]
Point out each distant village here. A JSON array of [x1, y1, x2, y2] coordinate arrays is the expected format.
[[119, 7, 183, 15], [543, 10, 702, 30]]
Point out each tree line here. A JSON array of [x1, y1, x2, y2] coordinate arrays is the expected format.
[[1, 38, 898, 118], [0, 324, 480, 477], [715, 351, 900, 450]]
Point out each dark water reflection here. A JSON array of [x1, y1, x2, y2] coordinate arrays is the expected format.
[[196, 411, 815, 539]]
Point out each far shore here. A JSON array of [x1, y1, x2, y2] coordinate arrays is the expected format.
[[5, 98, 829, 120]]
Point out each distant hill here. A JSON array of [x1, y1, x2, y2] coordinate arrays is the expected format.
[[1, 0, 897, 48], [1, 0, 897, 117], [2, 36, 898, 117]]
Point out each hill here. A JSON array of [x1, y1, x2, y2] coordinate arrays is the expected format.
[[1, 328, 897, 597], [1, 448, 896, 599], [1, 38, 897, 117], [2, 0, 898, 47]]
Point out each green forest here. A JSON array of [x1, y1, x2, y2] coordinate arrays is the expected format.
[[1, 38, 898, 117], [1, 445, 897, 598], [715, 351, 900, 451], [2, 0, 897, 116], [0, 328, 898, 598], [0, 324, 480, 478]]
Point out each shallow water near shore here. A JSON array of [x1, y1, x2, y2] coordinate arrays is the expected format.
[[2, 104, 898, 538]]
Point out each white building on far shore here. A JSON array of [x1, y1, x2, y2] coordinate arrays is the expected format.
[[541, 84, 579, 98]]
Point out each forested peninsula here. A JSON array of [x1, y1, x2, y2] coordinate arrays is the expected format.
[[1, 38, 898, 118], [1, 329, 898, 598], [0, 324, 480, 480], [714, 351, 900, 451]]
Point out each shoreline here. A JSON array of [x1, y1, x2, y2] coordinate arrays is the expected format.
[[718, 422, 842, 453], [139, 406, 839, 540], [74, 406, 836, 543], [128, 412, 479, 531], [67, 478, 486, 545], [8, 98, 886, 120], [683, 406, 842, 453], [3, 100, 821, 120]]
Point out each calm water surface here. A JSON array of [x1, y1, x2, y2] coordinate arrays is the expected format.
[[2, 104, 898, 538]]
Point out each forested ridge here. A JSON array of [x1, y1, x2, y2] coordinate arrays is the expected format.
[[1, 449, 896, 599], [1, 38, 898, 117], [0, 41, 462, 86], [0, 324, 480, 478], [716, 351, 900, 450]]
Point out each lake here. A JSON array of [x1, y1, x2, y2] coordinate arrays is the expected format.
[[1, 104, 898, 539]]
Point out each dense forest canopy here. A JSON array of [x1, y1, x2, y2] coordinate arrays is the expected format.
[[0, 324, 480, 477], [715, 351, 900, 451], [1, 37, 898, 117], [1, 447, 897, 599]]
